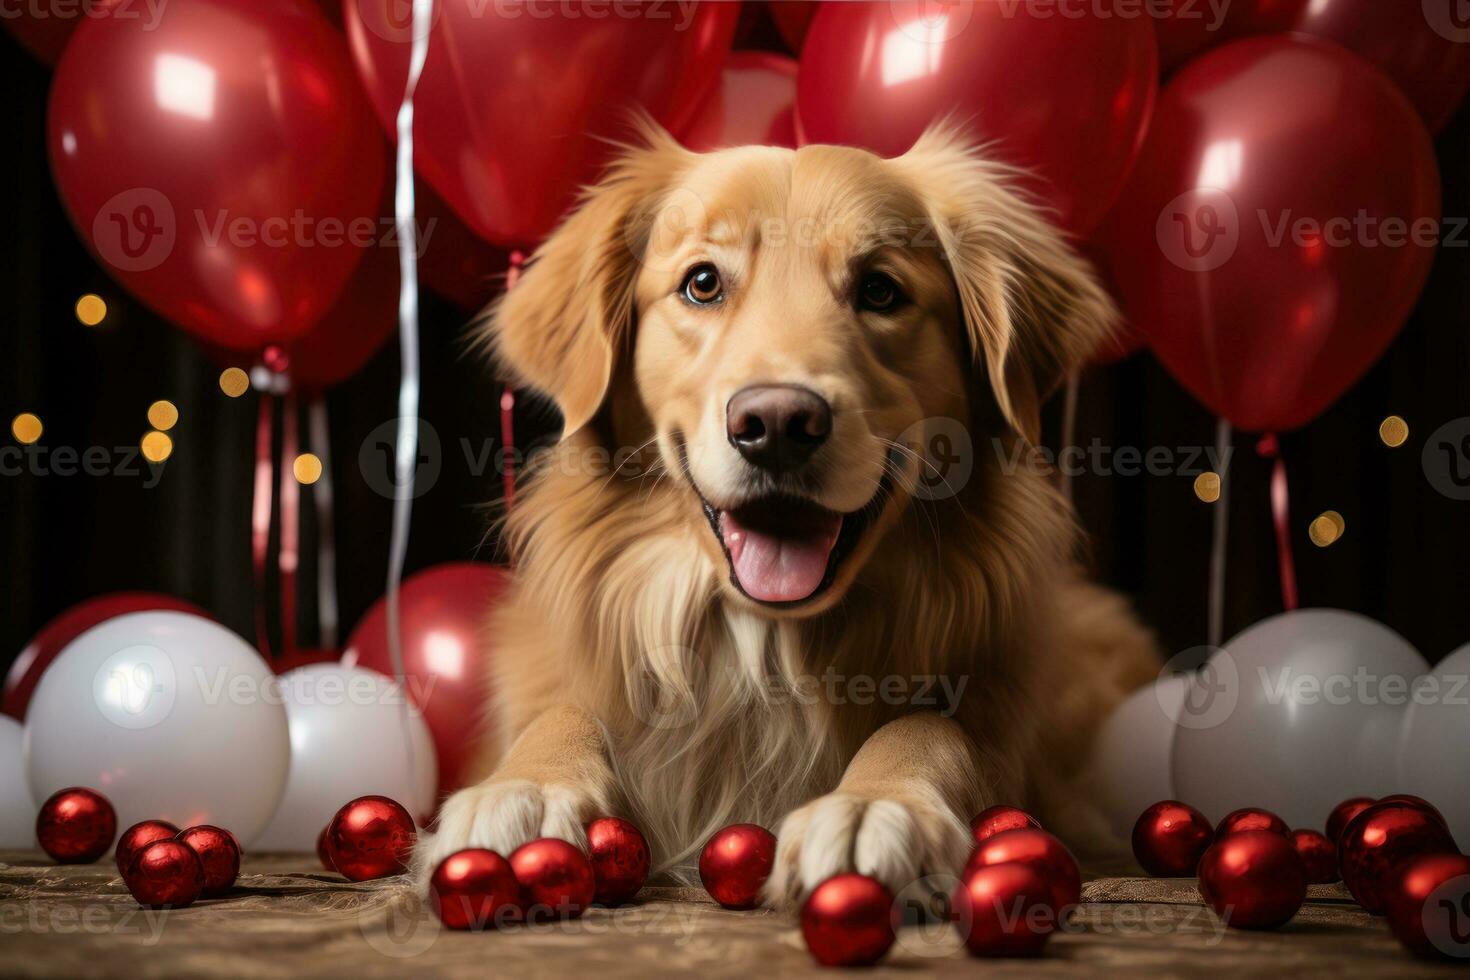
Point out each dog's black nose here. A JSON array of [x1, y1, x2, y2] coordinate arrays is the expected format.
[[726, 384, 832, 471]]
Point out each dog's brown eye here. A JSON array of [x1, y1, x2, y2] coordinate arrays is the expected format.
[[681, 264, 723, 305], [857, 272, 903, 313]]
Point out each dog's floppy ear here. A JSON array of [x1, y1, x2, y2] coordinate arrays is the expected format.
[[897, 125, 1117, 444], [483, 126, 693, 436]]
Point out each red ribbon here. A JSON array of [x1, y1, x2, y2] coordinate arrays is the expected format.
[[278, 390, 300, 655], [251, 392, 275, 657], [1256, 434, 1299, 611]]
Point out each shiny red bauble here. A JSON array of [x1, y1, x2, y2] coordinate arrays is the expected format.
[[1131, 801, 1214, 877], [800, 873, 896, 967], [177, 825, 241, 896], [585, 817, 651, 906], [510, 838, 596, 920], [115, 820, 179, 877], [1386, 852, 1470, 959], [1379, 794, 1451, 830], [36, 787, 116, 864], [325, 795, 417, 881], [125, 839, 205, 908], [952, 862, 1055, 957], [430, 849, 521, 930], [965, 828, 1081, 917], [1339, 802, 1458, 914], [1326, 797, 1376, 845], [1291, 829, 1339, 884], [1197, 830, 1307, 929], [316, 826, 334, 871], [1215, 808, 1290, 840], [699, 824, 777, 910], [970, 805, 1041, 846]]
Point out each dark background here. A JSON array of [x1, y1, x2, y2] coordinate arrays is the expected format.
[[4, 15, 1469, 677]]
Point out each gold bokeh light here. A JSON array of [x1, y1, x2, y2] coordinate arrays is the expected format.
[[1193, 471, 1221, 503], [141, 430, 173, 463], [1309, 511, 1345, 548], [147, 400, 179, 431], [1379, 415, 1409, 448], [218, 368, 250, 398], [293, 453, 324, 485], [11, 413, 42, 445], [75, 294, 107, 327]]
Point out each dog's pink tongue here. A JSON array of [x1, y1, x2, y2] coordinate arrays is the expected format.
[[720, 511, 841, 603]]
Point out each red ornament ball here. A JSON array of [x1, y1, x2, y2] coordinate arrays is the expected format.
[[316, 826, 334, 871], [952, 861, 1055, 957], [36, 787, 116, 864], [585, 817, 651, 906], [115, 820, 179, 877], [1379, 794, 1451, 830], [800, 873, 896, 967], [1386, 852, 1470, 959], [1325, 796, 1376, 845], [510, 838, 596, 920], [430, 849, 521, 930], [177, 825, 241, 896], [325, 795, 417, 881], [125, 839, 205, 908], [1291, 829, 1339, 884], [1197, 830, 1307, 929], [964, 828, 1081, 917], [970, 804, 1040, 845], [699, 823, 777, 910], [1131, 800, 1214, 877], [1215, 807, 1290, 840], [1339, 802, 1458, 914]]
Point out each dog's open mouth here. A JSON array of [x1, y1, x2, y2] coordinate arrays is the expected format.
[[698, 493, 875, 606]]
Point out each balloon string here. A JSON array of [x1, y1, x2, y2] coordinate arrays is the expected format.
[[1058, 371, 1079, 505], [1257, 434, 1299, 611], [386, 0, 435, 798], [251, 391, 275, 658], [278, 389, 300, 655], [308, 396, 339, 650], [500, 251, 525, 515], [1207, 418, 1232, 649]]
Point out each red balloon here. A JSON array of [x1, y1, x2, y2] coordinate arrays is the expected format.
[[1387, 852, 1470, 959], [964, 828, 1080, 918], [36, 787, 116, 864], [699, 823, 777, 910], [970, 805, 1040, 846], [1326, 796, 1377, 845], [316, 825, 335, 872], [1339, 802, 1458, 914], [766, 0, 817, 54], [2, 5, 77, 64], [430, 848, 521, 930], [1291, 829, 1339, 885], [417, 183, 511, 312], [1197, 830, 1307, 929], [682, 52, 798, 152], [1098, 37, 1440, 432], [1216, 807, 1291, 840], [952, 862, 1055, 958], [125, 839, 205, 908], [1379, 794, 1452, 830], [48, 0, 385, 352], [343, 563, 510, 800], [4, 593, 206, 719], [800, 874, 896, 968], [1132, 801, 1214, 877], [115, 820, 180, 878], [586, 817, 651, 906], [345, 0, 738, 247], [177, 825, 241, 896], [325, 795, 417, 881], [510, 838, 596, 921], [796, 2, 1157, 236], [1152, 0, 1299, 74]]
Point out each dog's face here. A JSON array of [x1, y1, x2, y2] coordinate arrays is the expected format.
[[492, 126, 1113, 617]]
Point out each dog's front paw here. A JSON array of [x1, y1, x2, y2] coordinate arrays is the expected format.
[[415, 779, 602, 885], [766, 792, 970, 907]]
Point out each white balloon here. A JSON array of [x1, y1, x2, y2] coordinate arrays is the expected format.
[[1399, 643, 1470, 850], [0, 716, 35, 848], [23, 611, 289, 846], [1088, 674, 1189, 840], [1173, 609, 1427, 829], [254, 664, 437, 852]]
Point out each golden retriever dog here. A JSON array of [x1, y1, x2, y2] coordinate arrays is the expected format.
[[419, 122, 1159, 906]]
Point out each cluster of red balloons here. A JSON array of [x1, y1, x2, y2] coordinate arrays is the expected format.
[[1132, 793, 1470, 957]]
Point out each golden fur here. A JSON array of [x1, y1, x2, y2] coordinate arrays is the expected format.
[[420, 124, 1159, 904]]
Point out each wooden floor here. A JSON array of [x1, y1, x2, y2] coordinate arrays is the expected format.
[[0, 852, 1459, 977]]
